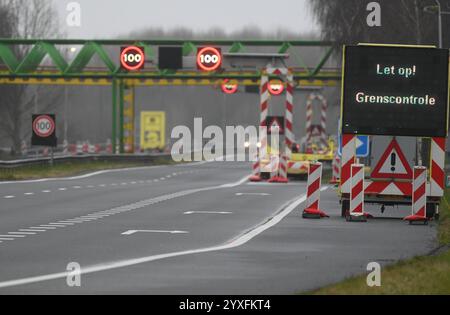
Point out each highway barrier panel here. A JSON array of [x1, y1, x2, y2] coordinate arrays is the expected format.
[[302, 162, 329, 219], [329, 153, 340, 184], [404, 166, 429, 225], [346, 163, 370, 222]]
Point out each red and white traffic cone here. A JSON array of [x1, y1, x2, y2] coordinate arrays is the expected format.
[[302, 162, 329, 219], [268, 154, 289, 183], [329, 153, 340, 184], [82, 142, 89, 154], [346, 163, 371, 222], [21, 140, 28, 156], [404, 166, 429, 224], [62, 140, 69, 155], [106, 139, 112, 154]]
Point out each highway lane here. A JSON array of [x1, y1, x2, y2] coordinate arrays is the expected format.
[[0, 161, 438, 294]]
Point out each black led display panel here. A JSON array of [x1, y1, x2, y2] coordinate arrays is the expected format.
[[341, 45, 449, 137], [158, 47, 183, 70]]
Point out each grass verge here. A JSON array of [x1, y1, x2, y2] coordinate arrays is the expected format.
[[0, 158, 175, 181], [309, 188, 450, 295]]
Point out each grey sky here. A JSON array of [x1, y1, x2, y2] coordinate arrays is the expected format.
[[55, 0, 319, 38]]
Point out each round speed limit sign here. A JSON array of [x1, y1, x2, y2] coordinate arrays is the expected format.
[[197, 47, 222, 71], [120, 46, 145, 71], [33, 115, 55, 138]]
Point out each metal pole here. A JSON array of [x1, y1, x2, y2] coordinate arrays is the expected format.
[[112, 79, 117, 154], [436, 0, 443, 48], [119, 80, 125, 154], [64, 86, 68, 142]]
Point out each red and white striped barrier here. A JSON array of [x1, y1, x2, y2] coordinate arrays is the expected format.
[[404, 166, 428, 224], [250, 73, 270, 182], [330, 153, 340, 184], [347, 163, 371, 222], [302, 162, 329, 218]]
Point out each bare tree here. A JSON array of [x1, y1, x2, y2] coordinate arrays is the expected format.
[[309, 0, 449, 50], [0, 0, 62, 155]]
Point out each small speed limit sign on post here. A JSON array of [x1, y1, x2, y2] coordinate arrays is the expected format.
[[32, 114, 57, 147], [120, 46, 145, 71], [197, 47, 222, 71]]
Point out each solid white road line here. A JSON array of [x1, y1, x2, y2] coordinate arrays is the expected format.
[[121, 230, 189, 236], [183, 211, 232, 215], [0, 165, 166, 185], [0, 184, 325, 290]]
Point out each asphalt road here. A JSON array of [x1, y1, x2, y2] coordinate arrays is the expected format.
[[0, 161, 438, 294]]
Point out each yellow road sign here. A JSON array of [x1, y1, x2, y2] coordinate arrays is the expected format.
[[140, 111, 166, 150]]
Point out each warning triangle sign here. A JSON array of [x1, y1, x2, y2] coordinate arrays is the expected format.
[[371, 139, 412, 179], [266, 116, 285, 135]]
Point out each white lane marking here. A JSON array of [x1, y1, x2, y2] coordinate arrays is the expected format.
[[24, 192, 35, 196], [0, 165, 166, 185], [0, 238, 14, 241], [8, 232, 36, 235], [39, 225, 64, 228], [42, 190, 51, 193], [122, 230, 189, 236], [58, 188, 67, 191], [183, 211, 232, 215], [246, 182, 305, 186], [4, 196, 15, 199], [99, 184, 106, 187], [29, 226, 56, 230], [0, 235, 25, 238], [19, 229, 46, 232], [86, 185, 95, 188], [235, 193, 271, 196], [0, 183, 321, 290]]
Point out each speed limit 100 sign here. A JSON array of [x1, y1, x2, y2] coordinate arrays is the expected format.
[[197, 47, 222, 71], [32, 114, 57, 147], [120, 46, 145, 71]]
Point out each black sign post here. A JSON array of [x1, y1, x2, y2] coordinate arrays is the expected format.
[[341, 45, 449, 137], [32, 114, 57, 164]]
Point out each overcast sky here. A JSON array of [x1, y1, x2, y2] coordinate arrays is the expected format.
[[55, 0, 319, 38]]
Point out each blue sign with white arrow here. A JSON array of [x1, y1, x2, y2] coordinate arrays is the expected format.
[[337, 120, 370, 157]]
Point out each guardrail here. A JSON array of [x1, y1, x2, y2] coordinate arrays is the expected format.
[[0, 153, 172, 168]]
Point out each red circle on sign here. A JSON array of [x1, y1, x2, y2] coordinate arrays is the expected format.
[[120, 46, 145, 71], [221, 79, 238, 94], [268, 80, 284, 95], [33, 115, 55, 138], [197, 47, 222, 71]]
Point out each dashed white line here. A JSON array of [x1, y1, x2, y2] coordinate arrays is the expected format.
[[0, 234, 25, 238], [58, 188, 67, 191], [24, 192, 35, 196], [19, 229, 46, 232], [42, 190, 51, 193], [4, 196, 15, 199], [8, 232, 36, 235]]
